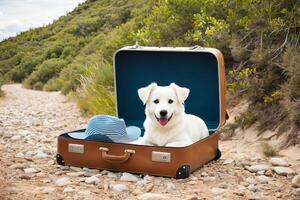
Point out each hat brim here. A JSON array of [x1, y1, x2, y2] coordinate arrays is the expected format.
[[67, 126, 141, 142]]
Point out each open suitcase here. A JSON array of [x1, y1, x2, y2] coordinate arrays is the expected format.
[[56, 45, 226, 179]]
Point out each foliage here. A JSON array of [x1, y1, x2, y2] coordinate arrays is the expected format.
[[0, 73, 4, 97], [76, 60, 115, 115], [261, 142, 278, 157]]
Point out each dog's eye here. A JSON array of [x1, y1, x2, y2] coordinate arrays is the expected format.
[[168, 99, 174, 104], [153, 99, 159, 104]]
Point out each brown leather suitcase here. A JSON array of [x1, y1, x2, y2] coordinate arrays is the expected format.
[[56, 46, 226, 179]]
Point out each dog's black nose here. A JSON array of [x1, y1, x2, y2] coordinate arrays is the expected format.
[[160, 110, 168, 117]]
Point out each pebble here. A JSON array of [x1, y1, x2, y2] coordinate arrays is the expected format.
[[19, 174, 31, 180], [264, 169, 273, 177], [63, 187, 75, 193], [66, 172, 85, 177], [273, 167, 295, 176], [78, 191, 91, 196], [223, 158, 234, 165], [120, 172, 139, 182], [291, 188, 300, 196], [24, 168, 38, 174], [111, 184, 128, 193], [269, 157, 289, 167], [70, 166, 82, 172], [85, 176, 100, 185], [246, 164, 271, 173], [166, 182, 176, 193], [257, 175, 269, 184], [41, 187, 55, 194], [144, 183, 154, 192], [292, 175, 300, 188], [248, 184, 259, 192], [217, 183, 228, 189], [34, 150, 48, 158], [211, 187, 227, 195], [137, 193, 168, 200], [201, 176, 216, 182], [55, 177, 70, 186], [11, 135, 21, 141], [107, 171, 118, 178]]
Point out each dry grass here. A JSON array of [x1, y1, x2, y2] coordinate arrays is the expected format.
[[261, 142, 278, 157]]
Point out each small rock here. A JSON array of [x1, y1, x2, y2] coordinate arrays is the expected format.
[[137, 193, 168, 200], [292, 175, 300, 188], [273, 167, 295, 176], [41, 187, 55, 194], [19, 174, 31, 180], [24, 168, 38, 174], [201, 172, 208, 177], [78, 191, 91, 196], [9, 163, 28, 170], [217, 183, 228, 189], [201, 176, 216, 182], [264, 169, 273, 177], [55, 177, 70, 186], [66, 172, 85, 177], [234, 185, 246, 196], [70, 166, 82, 172], [111, 184, 128, 194], [211, 187, 226, 195], [188, 181, 197, 185], [166, 182, 176, 193], [120, 172, 139, 182], [107, 172, 118, 178], [269, 157, 289, 167], [248, 184, 259, 192], [36, 172, 46, 177], [85, 176, 100, 185], [11, 135, 21, 141], [144, 183, 154, 192], [246, 164, 271, 173], [15, 152, 25, 158], [257, 175, 269, 184], [63, 187, 75, 193], [223, 158, 234, 165], [34, 150, 48, 158], [291, 188, 300, 196]]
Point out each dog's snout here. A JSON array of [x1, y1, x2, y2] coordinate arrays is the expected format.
[[160, 110, 168, 117]]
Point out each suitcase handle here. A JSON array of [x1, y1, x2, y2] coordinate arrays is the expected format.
[[99, 147, 135, 163]]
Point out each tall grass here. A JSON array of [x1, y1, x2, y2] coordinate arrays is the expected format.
[[0, 74, 4, 97], [76, 60, 115, 115]]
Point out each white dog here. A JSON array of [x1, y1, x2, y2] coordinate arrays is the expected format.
[[133, 83, 209, 147]]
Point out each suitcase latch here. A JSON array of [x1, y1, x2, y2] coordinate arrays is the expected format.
[[68, 144, 84, 154], [152, 151, 171, 163]]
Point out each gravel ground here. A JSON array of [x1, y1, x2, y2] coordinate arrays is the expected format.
[[0, 84, 299, 200]]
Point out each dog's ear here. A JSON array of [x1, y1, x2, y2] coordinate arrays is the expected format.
[[138, 83, 157, 105], [171, 83, 190, 104]]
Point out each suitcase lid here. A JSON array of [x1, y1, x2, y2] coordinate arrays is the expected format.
[[113, 46, 226, 131]]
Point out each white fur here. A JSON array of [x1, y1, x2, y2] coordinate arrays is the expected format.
[[133, 83, 209, 147]]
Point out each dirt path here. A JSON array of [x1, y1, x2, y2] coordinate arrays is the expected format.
[[0, 84, 299, 200]]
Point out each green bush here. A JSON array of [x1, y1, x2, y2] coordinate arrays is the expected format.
[[0, 74, 4, 97], [23, 58, 67, 90]]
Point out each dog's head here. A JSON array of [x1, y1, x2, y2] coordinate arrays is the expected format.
[[138, 83, 190, 127]]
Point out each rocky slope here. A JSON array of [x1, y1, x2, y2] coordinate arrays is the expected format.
[[0, 84, 299, 200]]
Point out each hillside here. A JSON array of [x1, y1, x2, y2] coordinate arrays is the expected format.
[[0, 0, 299, 145]]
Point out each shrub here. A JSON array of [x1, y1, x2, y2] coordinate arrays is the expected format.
[[261, 142, 277, 157], [23, 58, 67, 90], [76, 60, 115, 115], [0, 74, 4, 97], [43, 78, 62, 91]]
